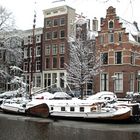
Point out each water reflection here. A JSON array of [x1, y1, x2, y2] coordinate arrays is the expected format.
[[0, 115, 140, 140]]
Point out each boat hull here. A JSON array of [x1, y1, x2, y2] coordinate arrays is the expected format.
[[26, 103, 49, 118], [49, 108, 131, 121]]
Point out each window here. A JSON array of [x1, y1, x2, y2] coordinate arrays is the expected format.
[[28, 36, 32, 44], [60, 73, 64, 88], [44, 73, 51, 87], [131, 52, 135, 65], [114, 73, 123, 92], [60, 57, 64, 68], [60, 30, 65, 38], [47, 73, 51, 87], [108, 33, 114, 43], [52, 31, 58, 39], [100, 73, 108, 91], [101, 53, 108, 64], [45, 32, 51, 40], [52, 73, 57, 87], [115, 52, 122, 64], [36, 46, 41, 56], [53, 19, 59, 26], [80, 107, 84, 112], [60, 17, 65, 25], [36, 35, 41, 43], [46, 19, 52, 28], [36, 75, 41, 87], [61, 107, 65, 111], [36, 60, 40, 71], [70, 107, 75, 112], [130, 73, 134, 92], [53, 57, 57, 68], [99, 35, 104, 44], [59, 43, 65, 54], [24, 62, 28, 71], [46, 57, 50, 68], [46, 45, 51, 55], [52, 44, 57, 55], [118, 32, 122, 42], [53, 11, 58, 14], [108, 20, 114, 29], [46, 12, 51, 15]]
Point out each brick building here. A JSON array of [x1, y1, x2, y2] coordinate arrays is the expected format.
[[42, 5, 76, 92], [95, 6, 140, 97], [22, 28, 43, 92]]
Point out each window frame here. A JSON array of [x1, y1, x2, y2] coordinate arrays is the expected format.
[[115, 51, 122, 64], [100, 73, 109, 91], [108, 20, 114, 29], [114, 73, 123, 92], [108, 33, 114, 43], [101, 52, 108, 65]]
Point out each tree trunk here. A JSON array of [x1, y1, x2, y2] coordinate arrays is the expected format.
[[80, 84, 84, 99]]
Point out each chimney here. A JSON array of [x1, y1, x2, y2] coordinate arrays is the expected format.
[[92, 17, 98, 31], [133, 21, 139, 31], [100, 17, 104, 25]]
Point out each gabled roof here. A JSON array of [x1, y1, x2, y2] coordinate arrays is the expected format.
[[119, 17, 140, 43]]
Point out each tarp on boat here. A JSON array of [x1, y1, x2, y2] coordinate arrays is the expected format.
[[34, 92, 54, 100], [53, 92, 72, 99], [87, 91, 117, 102]]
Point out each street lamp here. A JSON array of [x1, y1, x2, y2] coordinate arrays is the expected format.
[[111, 75, 117, 93]]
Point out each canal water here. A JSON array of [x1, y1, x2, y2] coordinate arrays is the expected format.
[[0, 113, 140, 140]]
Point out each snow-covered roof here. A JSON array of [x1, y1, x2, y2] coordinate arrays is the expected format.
[[34, 92, 54, 100], [119, 17, 140, 43], [53, 92, 72, 99], [87, 91, 117, 101]]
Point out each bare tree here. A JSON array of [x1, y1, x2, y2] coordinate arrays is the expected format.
[[0, 5, 15, 33], [0, 5, 23, 91], [65, 17, 102, 99]]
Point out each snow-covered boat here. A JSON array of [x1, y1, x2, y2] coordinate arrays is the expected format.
[[0, 98, 28, 114], [0, 97, 49, 118], [25, 98, 132, 121], [1, 91, 139, 121]]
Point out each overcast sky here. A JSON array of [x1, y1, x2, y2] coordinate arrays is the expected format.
[[0, 0, 139, 30]]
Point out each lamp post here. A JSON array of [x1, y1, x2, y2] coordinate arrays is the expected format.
[[111, 75, 117, 93]]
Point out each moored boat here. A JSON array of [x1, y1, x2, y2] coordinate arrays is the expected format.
[[1, 91, 140, 122], [0, 98, 28, 114], [26, 98, 133, 121]]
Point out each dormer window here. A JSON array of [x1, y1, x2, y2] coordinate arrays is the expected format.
[[118, 32, 122, 42], [108, 20, 114, 29]]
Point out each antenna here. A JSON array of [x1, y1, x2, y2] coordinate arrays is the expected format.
[[29, 1, 37, 99]]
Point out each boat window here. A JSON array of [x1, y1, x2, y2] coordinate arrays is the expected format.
[[51, 107, 53, 110], [80, 107, 84, 112], [91, 106, 96, 111], [61, 107, 65, 111], [70, 107, 75, 111]]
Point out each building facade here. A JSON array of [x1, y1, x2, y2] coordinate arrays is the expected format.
[[95, 6, 140, 97], [22, 28, 43, 92], [42, 5, 76, 92]]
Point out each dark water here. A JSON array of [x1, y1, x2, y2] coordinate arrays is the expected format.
[[0, 113, 140, 140]]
